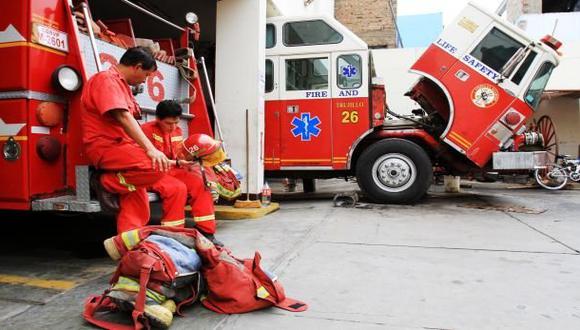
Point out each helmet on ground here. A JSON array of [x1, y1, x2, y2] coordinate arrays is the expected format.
[[179, 133, 222, 161]]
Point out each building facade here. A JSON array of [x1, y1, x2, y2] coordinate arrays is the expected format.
[[334, 0, 398, 48], [506, 0, 542, 23]]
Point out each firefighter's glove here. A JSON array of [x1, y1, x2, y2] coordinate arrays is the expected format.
[[208, 182, 219, 202]]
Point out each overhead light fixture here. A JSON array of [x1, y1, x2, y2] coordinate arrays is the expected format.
[[185, 12, 198, 25]]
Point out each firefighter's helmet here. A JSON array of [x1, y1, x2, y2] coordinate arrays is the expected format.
[[180, 133, 222, 160]]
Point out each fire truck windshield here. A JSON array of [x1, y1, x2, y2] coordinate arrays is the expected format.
[[471, 27, 523, 74], [524, 62, 555, 110]]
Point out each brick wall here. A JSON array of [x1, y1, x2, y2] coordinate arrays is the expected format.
[[334, 0, 397, 48]]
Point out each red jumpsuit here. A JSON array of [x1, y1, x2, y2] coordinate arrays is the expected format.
[[141, 121, 216, 233], [81, 66, 187, 233]]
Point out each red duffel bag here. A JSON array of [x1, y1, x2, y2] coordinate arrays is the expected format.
[[193, 233, 308, 314], [83, 227, 202, 330]]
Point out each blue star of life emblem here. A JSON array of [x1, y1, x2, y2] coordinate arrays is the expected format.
[[341, 64, 357, 78], [291, 113, 321, 141]]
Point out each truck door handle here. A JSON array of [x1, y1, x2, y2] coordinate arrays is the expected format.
[[287, 105, 299, 113]]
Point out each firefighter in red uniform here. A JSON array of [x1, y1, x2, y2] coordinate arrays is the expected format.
[[81, 47, 187, 233], [141, 100, 222, 245]]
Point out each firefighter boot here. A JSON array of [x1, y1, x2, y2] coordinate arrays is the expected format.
[[103, 237, 121, 261], [185, 219, 224, 247], [107, 290, 175, 329], [90, 172, 120, 214], [198, 229, 224, 247]]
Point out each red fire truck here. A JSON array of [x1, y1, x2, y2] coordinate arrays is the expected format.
[[264, 3, 561, 203], [0, 1, 561, 213], [0, 0, 213, 212]]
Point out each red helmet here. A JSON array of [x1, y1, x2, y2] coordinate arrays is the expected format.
[[181, 133, 222, 159]]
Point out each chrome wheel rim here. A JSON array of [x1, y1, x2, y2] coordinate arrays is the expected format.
[[371, 153, 417, 192]]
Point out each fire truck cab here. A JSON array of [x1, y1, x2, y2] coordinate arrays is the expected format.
[[408, 3, 560, 167], [264, 15, 384, 173], [264, 3, 561, 204]]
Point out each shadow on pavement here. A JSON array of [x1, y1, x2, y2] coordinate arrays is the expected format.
[[0, 211, 116, 259]]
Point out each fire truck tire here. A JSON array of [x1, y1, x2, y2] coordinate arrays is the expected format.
[[356, 139, 432, 204]]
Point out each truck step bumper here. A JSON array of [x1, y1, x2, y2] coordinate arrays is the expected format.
[[492, 151, 548, 170]]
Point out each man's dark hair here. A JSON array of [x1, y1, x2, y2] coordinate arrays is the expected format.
[[156, 100, 183, 119], [119, 46, 157, 71]]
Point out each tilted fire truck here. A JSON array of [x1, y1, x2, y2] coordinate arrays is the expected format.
[[0, 0, 213, 212], [264, 3, 561, 203]]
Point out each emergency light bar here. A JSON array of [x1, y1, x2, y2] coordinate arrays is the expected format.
[[540, 35, 562, 51]]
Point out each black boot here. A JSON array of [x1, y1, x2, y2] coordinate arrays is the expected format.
[[90, 172, 120, 214], [199, 230, 224, 247]]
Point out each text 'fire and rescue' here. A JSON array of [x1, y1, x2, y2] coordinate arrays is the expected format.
[[305, 90, 359, 98]]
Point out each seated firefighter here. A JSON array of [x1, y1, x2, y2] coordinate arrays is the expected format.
[[81, 46, 187, 234], [141, 100, 222, 245]]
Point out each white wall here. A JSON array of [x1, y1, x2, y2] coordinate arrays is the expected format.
[[516, 12, 580, 92], [516, 12, 580, 158], [371, 48, 424, 115], [536, 97, 580, 157], [216, 0, 266, 194], [516, 12, 580, 44], [546, 43, 580, 92], [270, 0, 334, 16]]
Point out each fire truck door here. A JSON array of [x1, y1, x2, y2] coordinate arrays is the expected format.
[[331, 52, 369, 169], [440, 26, 528, 166], [279, 54, 332, 168], [264, 58, 281, 170]]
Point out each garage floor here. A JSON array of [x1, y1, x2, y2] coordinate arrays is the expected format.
[[1, 180, 579, 329]]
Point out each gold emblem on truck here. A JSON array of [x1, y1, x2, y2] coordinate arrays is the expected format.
[[471, 84, 499, 108], [458, 17, 479, 33]]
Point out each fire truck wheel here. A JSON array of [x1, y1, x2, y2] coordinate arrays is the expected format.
[[356, 139, 432, 204]]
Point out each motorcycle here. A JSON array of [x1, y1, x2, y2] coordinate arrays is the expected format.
[[534, 154, 580, 190]]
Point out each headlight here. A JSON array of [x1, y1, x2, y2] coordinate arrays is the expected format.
[[52, 66, 82, 92], [185, 12, 198, 25]]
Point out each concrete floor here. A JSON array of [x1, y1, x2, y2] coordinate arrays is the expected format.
[[1, 180, 579, 329]]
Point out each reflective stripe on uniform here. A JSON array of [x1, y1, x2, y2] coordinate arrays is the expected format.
[[117, 172, 136, 192], [256, 285, 270, 299], [152, 133, 164, 142], [113, 276, 167, 304], [194, 214, 215, 222], [216, 184, 241, 198], [161, 218, 185, 227], [121, 229, 141, 250]]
